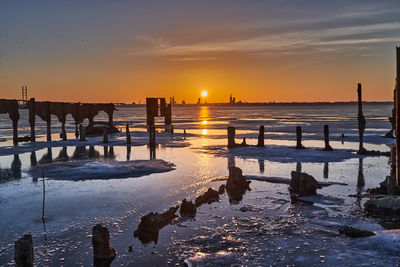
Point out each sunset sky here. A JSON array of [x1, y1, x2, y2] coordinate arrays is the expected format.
[[1, 1, 400, 103]]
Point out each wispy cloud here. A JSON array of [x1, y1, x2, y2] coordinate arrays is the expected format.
[[124, 3, 400, 60]]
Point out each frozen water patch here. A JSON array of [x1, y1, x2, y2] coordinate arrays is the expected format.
[[29, 159, 175, 180], [196, 144, 363, 163]]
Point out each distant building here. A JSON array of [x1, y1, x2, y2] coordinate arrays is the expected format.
[[181, 100, 186, 105], [170, 96, 176, 105], [229, 93, 236, 104], [197, 98, 201, 105]]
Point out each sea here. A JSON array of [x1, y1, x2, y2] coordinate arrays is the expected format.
[[0, 103, 399, 266]]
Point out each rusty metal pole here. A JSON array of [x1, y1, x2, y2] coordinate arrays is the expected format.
[[396, 46, 400, 187]]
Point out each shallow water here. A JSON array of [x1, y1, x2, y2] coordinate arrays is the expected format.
[[0, 103, 398, 266]]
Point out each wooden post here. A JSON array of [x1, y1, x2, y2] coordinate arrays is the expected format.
[[149, 125, 156, 147], [46, 102, 51, 142], [103, 127, 108, 144], [295, 126, 304, 149], [396, 46, 400, 187], [14, 234, 34, 267], [79, 124, 86, 141], [126, 124, 131, 145], [92, 224, 116, 267], [61, 122, 67, 141], [75, 123, 79, 139], [28, 98, 35, 142], [227, 126, 236, 148], [257, 125, 265, 147], [323, 125, 333, 151], [12, 118, 18, 145], [357, 83, 366, 154], [108, 110, 113, 128]]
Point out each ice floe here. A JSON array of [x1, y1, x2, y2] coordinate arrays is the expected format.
[[29, 159, 175, 180]]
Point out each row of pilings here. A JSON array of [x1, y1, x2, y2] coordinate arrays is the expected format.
[[227, 124, 333, 151], [0, 98, 116, 145]]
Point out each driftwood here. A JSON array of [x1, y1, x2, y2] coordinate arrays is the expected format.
[[212, 175, 347, 186]]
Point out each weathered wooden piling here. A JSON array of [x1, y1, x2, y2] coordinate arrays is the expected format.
[[14, 234, 34, 267], [61, 122, 67, 141], [103, 127, 108, 144], [391, 144, 396, 176], [79, 124, 86, 141], [257, 125, 265, 147], [28, 98, 35, 142], [384, 89, 396, 138], [323, 125, 333, 151], [357, 83, 366, 154], [126, 124, 131, 145], [92, 224, 116, 267], [295, 126, 304, 149], [396, 46, 400, 187], [227, 126, 236, 148], [149, 125, 156, 147]]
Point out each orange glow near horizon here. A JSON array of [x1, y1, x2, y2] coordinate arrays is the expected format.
[[1, 2, 398, 103]]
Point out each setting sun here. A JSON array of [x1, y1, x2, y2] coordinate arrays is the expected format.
[[201, 90, 208, 98]]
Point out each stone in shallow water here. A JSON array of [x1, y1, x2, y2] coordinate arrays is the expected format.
[[290, 171, 321, 196], [365, 196, 400, 216], [180, 199, 196, 217], [195, 188, 219, 207], [133, 206, 179, 244], [339, 226, 375, 238]]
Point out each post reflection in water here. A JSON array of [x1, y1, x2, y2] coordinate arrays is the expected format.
[[30, 151, 37, 167], [356, 158, 365, 206], [323, 162, 329, 179], [127, 145, 131, 161], [228, 154, 236, 169], [56, 146, 68, 162], [150, 146, 156, 160], [258, 159, 265, 174], [296, 162, 302, 172], [11, 154, 21, 178], [39, 147, 53, 164]]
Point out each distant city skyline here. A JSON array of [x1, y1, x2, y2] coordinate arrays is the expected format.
[[1, 1, 400, 103]]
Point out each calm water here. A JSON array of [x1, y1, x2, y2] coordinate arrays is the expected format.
[[0, 103, 398, 266]]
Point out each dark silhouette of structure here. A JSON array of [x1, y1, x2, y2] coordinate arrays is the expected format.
[[146, 97, 173, 133], [357, 83, 367, 154]]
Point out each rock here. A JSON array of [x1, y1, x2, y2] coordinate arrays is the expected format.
[[289, 171, 321, 196], [218, 184, 225, 194], [133, 206, 178, 244], [92, 224, 116, 267], [180, 199, 196, 217], [226, 167, 251, 192], [339, 226, 375, 238], [226, 167, 251, 204], [364, 196, 400, 216], [195, 188, 219, 207]]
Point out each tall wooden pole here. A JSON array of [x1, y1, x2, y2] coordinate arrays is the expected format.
[[396, 46, 399, 186], [357, 83, 366, 154]]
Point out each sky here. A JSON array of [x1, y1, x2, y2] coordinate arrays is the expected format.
[[1, 0, 400, 103]]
